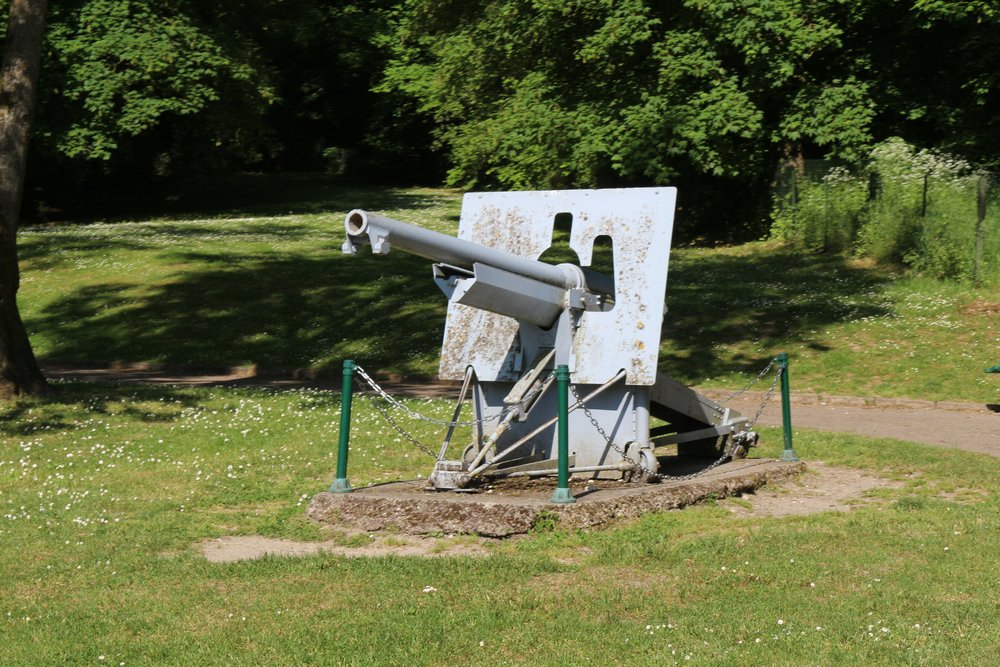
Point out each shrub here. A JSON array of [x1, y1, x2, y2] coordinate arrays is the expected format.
[[771, 165, 866, 252], [771, 138, 996, 285]]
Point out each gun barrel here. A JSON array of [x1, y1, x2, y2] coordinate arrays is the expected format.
[[346, 209, 588, 291]]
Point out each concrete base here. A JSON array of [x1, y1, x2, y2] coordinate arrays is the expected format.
[[308, 458, 804, 538]]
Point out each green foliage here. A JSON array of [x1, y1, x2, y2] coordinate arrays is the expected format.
[[4, 0, 998, 239], [914, 0, 998, 19], [17, 0, 410, 204], [772, 138, 998, 286], [381, 0, 876, 191], [444, 71, 608, 188], [39, 0, 279, 174], [770, 166, 867, 252], [5, 0, 997, 240], [778, 77, 875, 164], [872, 1, 1000, 170], [530, 509, 559, 533], [862, 140, 986, 283], [45, 0, 270, 162]]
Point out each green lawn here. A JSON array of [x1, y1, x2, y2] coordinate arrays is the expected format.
[[5, 176, 996, 663], [662, 246, 999, 402], [18, 176, 998, 402], [1, 383, 997, 665]]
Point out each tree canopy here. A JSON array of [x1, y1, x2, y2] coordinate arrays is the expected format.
[[380, 0, 877, 190], [8, 0, 402, 210]]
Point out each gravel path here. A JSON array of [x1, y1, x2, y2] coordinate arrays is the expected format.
[[42, 363, 999, 457]]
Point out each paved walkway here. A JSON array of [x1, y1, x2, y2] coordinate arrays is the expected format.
[[724, 396, 998, 457], [42, 362, 999, 458]]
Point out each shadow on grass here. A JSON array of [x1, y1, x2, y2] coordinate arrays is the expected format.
[[30, 237, 893, 382], [659, 247, 893, 382], [0, 382, 203, 437], [32, 249, 447, 376], [18, 232, 157, 273], [35, 173, 459, 223]]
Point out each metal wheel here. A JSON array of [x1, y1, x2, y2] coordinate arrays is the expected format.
[[461, 442, 479, 468], [632, 447, 659, 483]]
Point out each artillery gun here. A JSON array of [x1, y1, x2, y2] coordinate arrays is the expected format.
[[342, 188, 757, 490]]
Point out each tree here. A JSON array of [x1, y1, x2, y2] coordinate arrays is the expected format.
[[17, 0, 421, 211], [860, 0, 1000, 170], [377, 0, 879, 238], [381, 1, 875, 188], [0, 0, 48, 398], [35, 0, 280, 190]]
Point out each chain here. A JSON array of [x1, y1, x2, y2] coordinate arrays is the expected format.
[[656, 445, 733, 481], [658, 359, 781, 482], [746, 366, 781, 429], [353, 364, 514, 427], [352, 358, 782, 477], [720, 358, 777, 404], [362, 382, 437, 459], [353, 363, 546, 460], [569, 385, 639, 467]]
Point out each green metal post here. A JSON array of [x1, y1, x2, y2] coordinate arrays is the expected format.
[[777, 352, 798, 462], [551, 365, 576, 504], [330, 360, 356, 493]]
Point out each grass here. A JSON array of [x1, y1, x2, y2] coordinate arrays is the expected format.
[[20, 178, 463, 377], [18, 174, 998, 402], [663, 247, 999, 402], [1, 382, 998, 665], [6, 175, 996, 663]]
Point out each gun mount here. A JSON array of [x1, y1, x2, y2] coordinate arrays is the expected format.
[[342, 189, 757, 490]]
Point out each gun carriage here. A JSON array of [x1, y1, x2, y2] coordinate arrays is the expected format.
[[342, 188, 757, 490]]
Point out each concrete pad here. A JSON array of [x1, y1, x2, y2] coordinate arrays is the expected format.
[[307, 458, 804, 537]]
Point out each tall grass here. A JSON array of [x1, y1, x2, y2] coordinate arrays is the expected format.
[[772, 138, 999, 286], [771, 165, 867, 253]]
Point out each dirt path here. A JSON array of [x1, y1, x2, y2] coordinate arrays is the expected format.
[[42, 363, 999, 457], [722, 460, 903, 517], [201, 531, 492, 562]]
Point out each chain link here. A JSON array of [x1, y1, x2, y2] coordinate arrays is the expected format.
[[720, 358, 777, 404], [569, 385, 639, 467], [353, 363, 544, 461], [364, 387, 437, 458], [353, 364, 513, 427], [656, 445, 733, 481], [745, 366, 781, 430], [658, 359, 781, 482]]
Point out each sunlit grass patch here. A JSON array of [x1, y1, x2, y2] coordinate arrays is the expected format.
[[665, 245, 998, 402], [1, 384, 998, 664]]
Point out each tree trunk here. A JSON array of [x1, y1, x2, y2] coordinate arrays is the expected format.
[[0, 0, 49, 399]]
